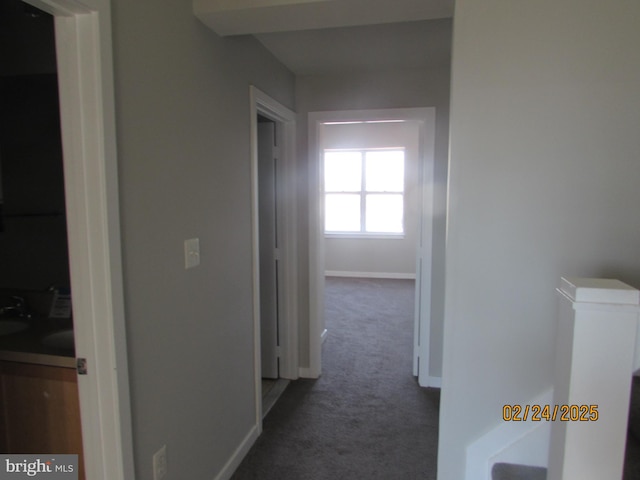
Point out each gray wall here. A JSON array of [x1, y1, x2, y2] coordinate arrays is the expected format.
[[296, 61, 451, 378], [322, 121, 420, 277], [439, 0, 640, 478], [110, 1, 294, 478]]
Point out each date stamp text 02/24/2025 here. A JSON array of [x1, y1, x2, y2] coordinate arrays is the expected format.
[[502, 404, 599, 422]]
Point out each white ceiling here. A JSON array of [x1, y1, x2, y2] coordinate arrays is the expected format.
[[193, 0, 454, 75]]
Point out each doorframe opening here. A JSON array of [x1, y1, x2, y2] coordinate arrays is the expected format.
[[249, 86, 298, 427], [308, 107, 436, 385], [23, 0, 135, 478]]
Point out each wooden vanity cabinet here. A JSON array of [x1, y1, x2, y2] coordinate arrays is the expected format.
[[0, 360, 85, 480]]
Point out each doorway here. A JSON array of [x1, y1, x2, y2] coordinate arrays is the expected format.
[[0, 2, 83, 474], [249, 87, 298, 425], [308, 108, 437, 387], [15, 1, 135, 479]]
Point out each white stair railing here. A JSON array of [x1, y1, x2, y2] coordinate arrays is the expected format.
[[548, 277, 640, 480]]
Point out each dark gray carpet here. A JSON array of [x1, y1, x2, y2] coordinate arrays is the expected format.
[[492, 463, 547, 480], [231, 277, 440, 479]]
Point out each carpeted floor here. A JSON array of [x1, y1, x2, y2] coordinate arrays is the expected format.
[[231, 277, 440, 479]]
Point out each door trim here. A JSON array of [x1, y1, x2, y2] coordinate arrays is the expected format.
[[307, 108, 436, 383], [24, 1, 135, 478], [249, 86, 298, 426]]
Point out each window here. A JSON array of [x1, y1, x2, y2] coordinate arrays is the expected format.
[[324, 148, 405, 236]]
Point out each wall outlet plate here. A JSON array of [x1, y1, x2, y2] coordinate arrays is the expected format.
[[153, 444, 167, 480]]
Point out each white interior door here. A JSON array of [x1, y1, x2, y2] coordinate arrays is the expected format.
[[258, 121, 279, 379]]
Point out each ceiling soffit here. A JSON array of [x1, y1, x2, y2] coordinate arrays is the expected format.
[[193, 0, 454, 36]]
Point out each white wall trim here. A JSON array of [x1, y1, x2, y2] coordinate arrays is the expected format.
[[325, 271, 416, 280], [465, 388, 553, 480], [23, 1, 135, 479], [249, 86, 298, 431], [213, 425, 260, 480], [308, 111, 325, 379]]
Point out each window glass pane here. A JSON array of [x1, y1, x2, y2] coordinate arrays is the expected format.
[[324, 151, 362, 191], [365, 150, 404, 192], [325, 193, 361, 232], [365, 194, 403, 233]]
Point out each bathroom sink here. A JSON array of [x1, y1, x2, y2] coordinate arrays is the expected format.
[[0, 319, 29, 336], [41, 329, 74, 350]]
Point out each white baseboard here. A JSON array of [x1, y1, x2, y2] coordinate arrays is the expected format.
[[428, 376, 442, 388], [298, 367, 319, 379], [325, 271, 416, 280], [465, 388, 553, 480], [214, 424, 260, 480]]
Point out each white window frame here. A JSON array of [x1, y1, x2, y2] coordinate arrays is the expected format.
[[324, 147, 406, 238]]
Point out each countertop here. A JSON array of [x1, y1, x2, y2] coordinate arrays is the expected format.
[[0, 316, 75, 368]]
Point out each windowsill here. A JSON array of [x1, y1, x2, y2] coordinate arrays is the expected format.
[[324, 233, 405, 240]]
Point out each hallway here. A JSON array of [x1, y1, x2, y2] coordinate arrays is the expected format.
[[231, 277, 440, 479]]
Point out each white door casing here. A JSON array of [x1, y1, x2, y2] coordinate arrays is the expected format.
[[413, 109, 436, 387], [307, 108, 436, 384], [23, 0, 135, 478], [249, 86, 298, 426]]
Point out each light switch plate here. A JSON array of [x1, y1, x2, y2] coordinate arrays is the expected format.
[[184, 238, 200, 269]]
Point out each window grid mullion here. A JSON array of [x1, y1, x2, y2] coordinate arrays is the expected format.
[[324, 147, 404, 235]]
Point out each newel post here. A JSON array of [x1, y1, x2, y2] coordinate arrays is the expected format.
[[548, 277, 639, 479]]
